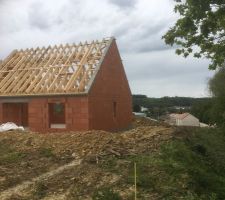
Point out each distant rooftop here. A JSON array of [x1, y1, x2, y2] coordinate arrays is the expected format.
[[170, 113, 190, 120]]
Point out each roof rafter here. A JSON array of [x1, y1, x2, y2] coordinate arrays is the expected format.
[[0, 37, 112, 96]]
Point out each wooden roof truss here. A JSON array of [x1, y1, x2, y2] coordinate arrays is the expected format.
[[0, 38, 111, 96]]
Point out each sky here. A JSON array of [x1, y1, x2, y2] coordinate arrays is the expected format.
[[0, 0, 215, 97]]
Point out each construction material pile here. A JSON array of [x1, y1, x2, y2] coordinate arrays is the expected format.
[[132, 116, 170, 127]]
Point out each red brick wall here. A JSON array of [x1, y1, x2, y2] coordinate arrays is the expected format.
[[2, 103, 21, 125], [28, 96, 89, 132], [0, 103, 3, 123], [21, 103, 28, 126], [66, 97, 89, 131], [1, 103, 28, 126], [88, 39, 132, 131], [29, 98, 48, 132]]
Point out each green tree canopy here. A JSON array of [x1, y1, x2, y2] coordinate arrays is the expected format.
[[208, 66, 225, 124], [163, 0, 225, 69], [209, 66, 225, 98]]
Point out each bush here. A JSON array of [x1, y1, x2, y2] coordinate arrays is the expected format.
[[125, 127, 225, 199]]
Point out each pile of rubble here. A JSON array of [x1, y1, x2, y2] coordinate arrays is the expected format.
[[0, 117, 173, 159], [132, 116, 170, 128]]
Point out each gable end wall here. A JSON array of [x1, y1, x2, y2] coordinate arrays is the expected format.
[[88, 39, 132, 131]]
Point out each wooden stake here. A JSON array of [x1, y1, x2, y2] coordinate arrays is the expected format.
[[134, 162, 137, 200]]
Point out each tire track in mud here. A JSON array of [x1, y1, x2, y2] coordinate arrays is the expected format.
[[0, 159, 82, 200]]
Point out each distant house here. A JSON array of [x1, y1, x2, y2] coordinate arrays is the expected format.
[[140, 106, 148, 112], [200, 122, 209, 127], [172, 106, 191, 110], [168, 113, 200, 127], [133, 112, 147, 117]]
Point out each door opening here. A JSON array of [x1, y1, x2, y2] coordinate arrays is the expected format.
[[2, 103, 28, 127], [49, 103, 66, 129]]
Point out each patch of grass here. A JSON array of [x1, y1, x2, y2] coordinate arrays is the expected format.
[[0, 141, 27, 164], [39, 147, 55, 158], [92, 187, 122, 200], [98, 156, 118, 173], [0, 141, 12, 155], [125, 155, 157, 190], [33, 182, 48, 199], [125, 127, 225, 199], [0, 152, 26, 164]]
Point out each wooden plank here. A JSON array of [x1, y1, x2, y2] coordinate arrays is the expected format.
[[41, 45, 69, 92], [4, 48, 42, 93], [0, 50, 18, 70], [64, 41, 96, 91], [0, 38, 111, 95], [51, 43, 85, 92], [25, 46, 58, 93], [78, 43, 104, 91], [33, 45, 66, 93], [49, 45, 85, 92], [48, 46, 78, 91], [5, 48, 40, 93], [0, 52, 22, 79], [0, 50, 31, 92], [78, 61, 96, 91], [13, 47, 46, 93], [17, 46, 52, 93]]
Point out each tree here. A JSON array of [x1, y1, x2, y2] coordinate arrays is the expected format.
[[208, 66, 225, 125], [133, 104, 141, 112], [190, 99, 213, 124], [163, 0, 225, 70]]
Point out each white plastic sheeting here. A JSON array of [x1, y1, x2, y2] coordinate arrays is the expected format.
[[0, 122, 24, 132]]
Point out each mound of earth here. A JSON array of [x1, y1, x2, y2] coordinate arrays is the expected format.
[[0, 117, 174, 200]]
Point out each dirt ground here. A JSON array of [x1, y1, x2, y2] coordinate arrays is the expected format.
[[0, 117, 174, 200]]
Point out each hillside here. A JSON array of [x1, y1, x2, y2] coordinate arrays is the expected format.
[[132, 95, 213, 124], [132, 95, 210, 108], [0, 118, 225, 199]]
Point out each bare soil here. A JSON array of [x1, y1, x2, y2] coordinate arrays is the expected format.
[[0, 117, 174, 200]]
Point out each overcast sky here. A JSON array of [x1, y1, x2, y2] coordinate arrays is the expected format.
[[0, 0, 215, 97]]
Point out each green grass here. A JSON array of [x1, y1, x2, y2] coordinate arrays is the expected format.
[[39, 147, 55, 158], [0, 152, 26, 164], [33, 182, 48, 199], [0, 141, 26, 164], [95, 127, 225, 199], [125, 127, 225, 199], [92, 187, 122, 200], [98, 156, 118, 173]]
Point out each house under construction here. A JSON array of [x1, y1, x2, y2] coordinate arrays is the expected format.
[[0, 37, 132, 132]]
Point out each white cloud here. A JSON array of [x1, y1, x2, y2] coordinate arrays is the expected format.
[[0, 0, 214, 97]]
